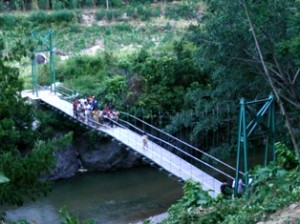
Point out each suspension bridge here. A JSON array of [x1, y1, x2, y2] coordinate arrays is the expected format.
[[21, 85, 244, 197]]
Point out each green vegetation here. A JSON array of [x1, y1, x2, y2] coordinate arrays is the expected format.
[[59, 207, 95, 224], [1, 0, 299, 223], [162, 143, 300, 224], [0, 34, 73, 207], [3, 0, 297, 164]]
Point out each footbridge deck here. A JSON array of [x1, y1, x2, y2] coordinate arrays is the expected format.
[[22, 89, 228, 197]]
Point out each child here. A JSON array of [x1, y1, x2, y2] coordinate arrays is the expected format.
[[142, 134, 148, 149]]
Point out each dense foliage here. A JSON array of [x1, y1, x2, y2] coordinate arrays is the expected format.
[[1, 0, 299, 222], [183, 0, 300, 151], [0, 33, 72, 207], [162, 144, 300, 224], [12, 0, 296, 155]]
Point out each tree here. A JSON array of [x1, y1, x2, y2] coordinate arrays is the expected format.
[[185, 0, 299, 154], [237, 0, 300, 156], [0, 33, 72, 206]]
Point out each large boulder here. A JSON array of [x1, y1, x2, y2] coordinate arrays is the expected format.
[[47, 133, 144, 180], [75, 137, 144, 171], [47, 145, 78, 180], [36, 53, 48, 64]]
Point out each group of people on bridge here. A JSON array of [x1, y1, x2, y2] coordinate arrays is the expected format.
[[72, 96, 119, 128]]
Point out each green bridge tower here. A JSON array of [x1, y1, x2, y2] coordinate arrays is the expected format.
[[234, 94, 275, 193], [31, 30, 56, 97]]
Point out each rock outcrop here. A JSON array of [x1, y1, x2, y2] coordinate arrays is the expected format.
[[47, 133, 144, 180], [47, 144, 78, 180]]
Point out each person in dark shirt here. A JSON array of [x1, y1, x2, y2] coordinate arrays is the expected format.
[[220, 180, 233, 197]]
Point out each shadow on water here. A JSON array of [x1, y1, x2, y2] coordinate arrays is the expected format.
[[4, 166, 183, 224]]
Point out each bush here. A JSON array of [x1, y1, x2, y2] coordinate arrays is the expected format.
[[126, 6, 137, 18], [69, 0, 78, 9], [151, 6, 161, 18], [56, 55, 104, 81], [53, 1, 64, 10], [85, 0, 95, 7], [51, 10, 78, 23], [0, 14, 18, 28], [28, 11, 48, 23], [165, 2, 198, 20], [110, 0, 123, 7], [38, 0, 49, 10], [136, 5, 151, 21], [275, 142, 299, 170], [95, 9, 106, 20], [106, 9, 123, 21], [28, 10, 77, 24], [113, 23, 133, 32], [69, 24, 81, 33]]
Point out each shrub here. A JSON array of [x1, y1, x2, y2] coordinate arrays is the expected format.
[[275, 142, 299, 170], [28, 10, 77, 24], [51, 10, 77, 23], [151, 6, 161, 18], [125, 6, 136, 19], [56, 55, 104, 81], [28, 11, 48, 23], [74, 9, 83, 22], [38, 0, 49, 10], [113, 23, 133, 32], [69, 24, 81, 33], [106, 9, 123, 21], [0, 14, 18, 28], [85, 0, 95, 7], [165, 2, 198, 20], [104, 27, 112, 36], [95, 9, 106, 20], [111, 0, 123, 7], [69, 0, 78, 9], [53, 1, 64, 10], [136, 5, 151, 21]]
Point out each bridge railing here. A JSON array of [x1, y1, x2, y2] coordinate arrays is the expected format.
[[118, 112, 237, 181], [56, 84, 78, 101], [54, 84, 237, 181]]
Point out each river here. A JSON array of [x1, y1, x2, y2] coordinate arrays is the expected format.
[[4, 166, 183, 224]]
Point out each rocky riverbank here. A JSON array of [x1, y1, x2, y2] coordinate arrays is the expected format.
[[46, 131, 145, 180], [133, 212, 168, 224]]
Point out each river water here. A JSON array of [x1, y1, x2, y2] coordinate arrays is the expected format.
[[4, 166, 183, 224]]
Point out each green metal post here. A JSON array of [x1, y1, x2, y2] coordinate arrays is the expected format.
[[236, 94, 276, 193], [32, 53, 35, 94], [271, 96, 275, 161], [32, 52, 38, 97], [31, 30, 55, 95], [235, 98, 244, 194], [242, 100, 249, 188], [50, 31, 56, 93], [262, 94, 274, 165]]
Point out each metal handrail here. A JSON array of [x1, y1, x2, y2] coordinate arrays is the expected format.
[[55, 84, 238, 179], [120, 112, 238, 173], [117, 117, 234, 180]]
